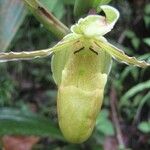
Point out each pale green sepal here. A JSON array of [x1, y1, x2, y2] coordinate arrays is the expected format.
[[101, 52, 112, 74], [100, 5, 119, 26], [71, 5, 119, 37], [51, 34, 82, 85], [51, 48, 70, 85], [95, 40, 150, 67]]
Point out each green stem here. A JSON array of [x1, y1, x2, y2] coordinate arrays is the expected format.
[[23, 0, 70, 39]]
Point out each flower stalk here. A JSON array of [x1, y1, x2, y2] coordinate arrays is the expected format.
[[24, 0, 69, 39]]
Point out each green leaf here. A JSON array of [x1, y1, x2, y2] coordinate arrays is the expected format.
[[131, 37, 140, 49], [62, 0, 75, 5], [144, 4, 150, 28], [144, 4, 150, 15], [143, 38, 150, 46], [74, 0, 94, 18], [0, 108, 64, 140], [138, 121, 150, 133], [23, 0, 69, 39], [96, 109, 115, 136], [38, 0, 65, 19], [0, 0, 27, 50], [120, 80, 150, 107], [144, 16, 150, 28], [135, 93, 150, 119], [124, 30, 135, 38], [93, 0, 112, 8], [124, 30, 140, 49]]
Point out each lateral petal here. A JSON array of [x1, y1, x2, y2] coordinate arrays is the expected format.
[[95, 40, 150, 67]]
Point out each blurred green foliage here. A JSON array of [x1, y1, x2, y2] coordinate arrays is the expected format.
[[96, 109, 115, 136], [0, 0, 150, 150], [0, 0, 27, 50], [138, 121, 150, 133]]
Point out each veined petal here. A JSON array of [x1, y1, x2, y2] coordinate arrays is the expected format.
[[0, 37, 79, 62], [71, 5, 119, 37], [0, 49, 52, 62], [95, 40, 150, 67]]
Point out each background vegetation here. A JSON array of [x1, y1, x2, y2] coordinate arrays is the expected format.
[[0, 0, 150, 150]]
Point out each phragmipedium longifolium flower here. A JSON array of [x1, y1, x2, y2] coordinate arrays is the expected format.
[[0, 5, 149, 143]]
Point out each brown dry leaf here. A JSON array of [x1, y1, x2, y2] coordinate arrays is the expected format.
[[2, 136, 39, 150]]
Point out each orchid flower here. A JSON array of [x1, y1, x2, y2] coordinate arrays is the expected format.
[[0, 5, 149, 143]]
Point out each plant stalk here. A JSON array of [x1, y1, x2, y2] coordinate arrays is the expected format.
[[24, 0, 70, 39]]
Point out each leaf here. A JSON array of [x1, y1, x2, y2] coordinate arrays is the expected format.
[[124, 30, 135, 38], [23, 0, 69, 39], [96, 109, 115, 136], [120, 66, 139, 82], [120, 80, 150, 107], [124, 30, 140, 49], [144, 16, 150, 28], [2, 136, 39, 150], [138, 121, 150, 133], [38, 0, 65, 19], [144, 4, 150, 28], [93, 0, 112, 8], [143, 38, 150, 46], [95, 40, 150, 67], [0, 0, 27, 50], [144, 4, 150, 15], [74, 0, 94, 18], [0, 108, 64, 140], [131, 37, 140, 49], [134, 92, 150, 121], [62, 0, 75, 5]]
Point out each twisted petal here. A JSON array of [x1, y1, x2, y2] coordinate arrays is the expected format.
[[71, 5, 119, 37], [0, 49, 52, 62], [95, 40, 150, 67], [0, 37, 78, 62]]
